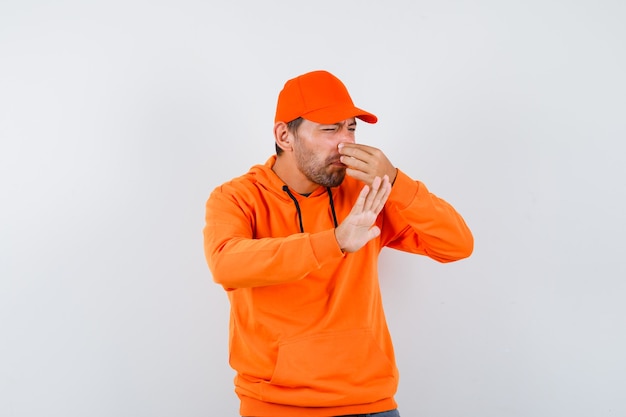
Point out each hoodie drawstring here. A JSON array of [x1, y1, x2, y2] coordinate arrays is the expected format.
[[282, 186, 339, 233], [282, 185, 304, 233], [326, 187, 339, 229]]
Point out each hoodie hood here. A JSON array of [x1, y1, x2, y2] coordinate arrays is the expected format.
[[248, 156, 339, 233], [248, 155, 332, 200]]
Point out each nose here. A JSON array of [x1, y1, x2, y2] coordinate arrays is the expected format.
[[339, 125, 355, 144]]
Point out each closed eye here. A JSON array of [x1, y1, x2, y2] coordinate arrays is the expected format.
[[319, 121, 356, 132]]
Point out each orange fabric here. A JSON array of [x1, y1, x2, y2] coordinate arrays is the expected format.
[[274, 70, 378, 124], [203, 156, 473, 417]]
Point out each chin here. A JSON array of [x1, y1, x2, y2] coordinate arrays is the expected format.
[[326, 172, 346, 188]]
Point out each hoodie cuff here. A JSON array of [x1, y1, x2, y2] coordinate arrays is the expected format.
[[388, 169, 420, 210], [309, 228, 345, 266]]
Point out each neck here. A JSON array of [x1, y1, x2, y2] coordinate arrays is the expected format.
[[272, 155, 317, 194]]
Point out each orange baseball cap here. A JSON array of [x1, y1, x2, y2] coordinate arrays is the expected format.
[[274, 70, 378, 124]]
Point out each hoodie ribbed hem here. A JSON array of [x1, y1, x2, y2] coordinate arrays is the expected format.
[[239, 394, 397, 417]]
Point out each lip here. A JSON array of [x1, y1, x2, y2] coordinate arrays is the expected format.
[[329, 155, 345, 166]]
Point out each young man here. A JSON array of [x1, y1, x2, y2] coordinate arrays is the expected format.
[[203, 70, 473, 417]]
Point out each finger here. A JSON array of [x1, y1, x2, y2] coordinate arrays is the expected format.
[[369, 176, 389, 214], [338, 143, 377, 157], [345, 167, 372, 185], [367, 225, 381, 240], [351, 183, 370, 214], [342, 149, 376, 168], [340, 154, 370, 172], [373, 176, 392, 214], [363, 176, 382, 212]]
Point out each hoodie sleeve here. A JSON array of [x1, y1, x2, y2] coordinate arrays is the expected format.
[[203, 185, 345, 290], [380, 169, 474, 262]]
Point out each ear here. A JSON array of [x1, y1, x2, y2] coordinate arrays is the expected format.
[[273, 122, 293, 153]]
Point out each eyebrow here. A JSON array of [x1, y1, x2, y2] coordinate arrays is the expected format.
[[323, 120, 357, 128]]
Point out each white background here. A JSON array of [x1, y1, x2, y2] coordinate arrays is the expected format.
[[1, 1, 625, 416]]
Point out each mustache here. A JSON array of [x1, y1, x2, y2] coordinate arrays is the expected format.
[[327, 155, 344, 165]]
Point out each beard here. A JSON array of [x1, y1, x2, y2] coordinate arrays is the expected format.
[[294, 147, 346, 188]]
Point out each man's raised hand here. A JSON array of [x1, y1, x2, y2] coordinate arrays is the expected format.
[[338, 143, 397, 186], [334, 175, 392, 253]]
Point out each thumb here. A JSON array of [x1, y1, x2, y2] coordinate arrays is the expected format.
[[368, 226, 381, 240]]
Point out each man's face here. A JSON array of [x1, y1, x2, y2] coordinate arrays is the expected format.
[[292, 118, 357, 188]]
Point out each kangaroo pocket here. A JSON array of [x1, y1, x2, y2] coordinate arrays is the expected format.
[[263, 328, 398, 407]]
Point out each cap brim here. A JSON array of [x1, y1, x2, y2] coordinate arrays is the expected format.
[[302, 105, 378, 124]]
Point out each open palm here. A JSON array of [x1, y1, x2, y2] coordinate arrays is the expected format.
[[334, 176, 391, 253]]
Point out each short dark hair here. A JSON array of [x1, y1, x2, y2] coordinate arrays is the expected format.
[[275, 117, 304, 155]]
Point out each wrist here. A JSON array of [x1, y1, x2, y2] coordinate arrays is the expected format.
[[390, 168, 398, 185], [334, 228, 346, 253]]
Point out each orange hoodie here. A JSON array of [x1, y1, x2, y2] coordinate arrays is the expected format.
[[204, 156, 473, 417]]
